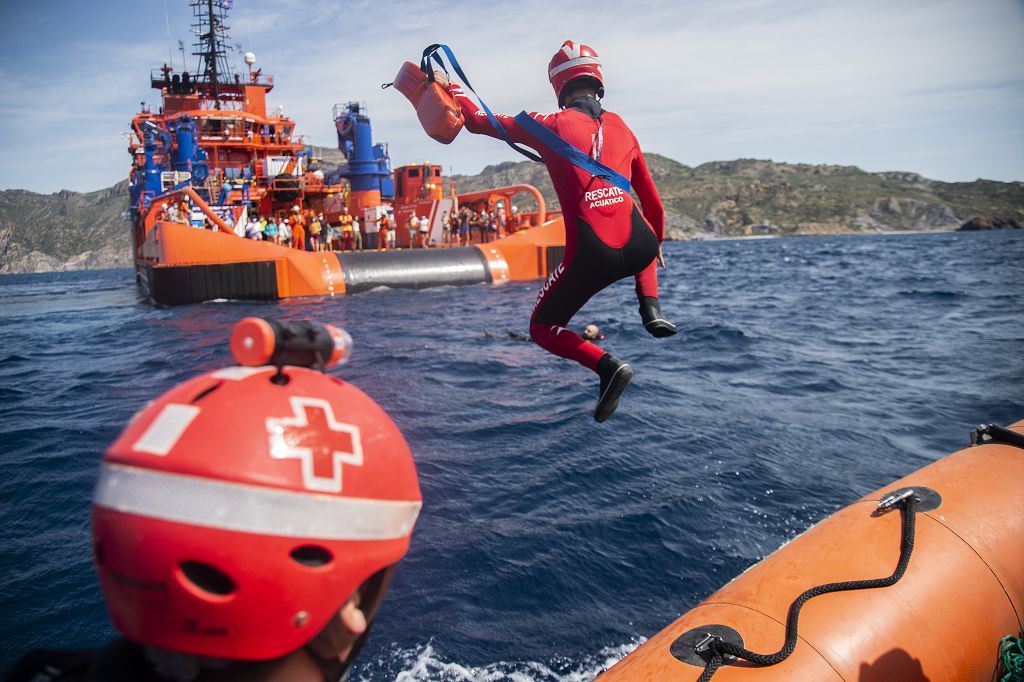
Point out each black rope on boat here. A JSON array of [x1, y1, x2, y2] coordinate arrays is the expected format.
[[697, 494, 919, 682]]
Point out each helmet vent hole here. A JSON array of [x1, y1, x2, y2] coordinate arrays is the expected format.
[[290, 545, 333, 568], [179, 561, 236, 596], [190, 381, 223, 404]]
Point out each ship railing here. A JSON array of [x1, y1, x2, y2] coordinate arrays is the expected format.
[[142, 187, 236, 237], [149, 68, 274, 89], [299, 177, 346, 195], [270, 176, 304, 193], [455, 184, 549, 226]]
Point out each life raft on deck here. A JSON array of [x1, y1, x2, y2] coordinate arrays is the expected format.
[[599, 420, 1024, 681]]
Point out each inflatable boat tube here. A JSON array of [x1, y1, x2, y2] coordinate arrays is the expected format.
[[598, 419, 1024, 681]]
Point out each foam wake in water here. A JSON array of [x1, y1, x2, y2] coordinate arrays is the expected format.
[[354, 640, 643, 682]]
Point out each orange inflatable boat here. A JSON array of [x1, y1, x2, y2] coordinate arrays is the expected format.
[[599, 420, 1024, 681]]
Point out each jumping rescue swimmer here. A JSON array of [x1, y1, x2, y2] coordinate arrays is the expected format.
[[448, 39, 677, 422]]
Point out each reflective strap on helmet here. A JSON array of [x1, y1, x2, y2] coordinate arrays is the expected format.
[[548, 56, 601, 80], [512, 112, 631, 192], [420, 43, 543, 163], [94, 462, 421, 541]]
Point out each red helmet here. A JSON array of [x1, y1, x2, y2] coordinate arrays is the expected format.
[[548, 40, 605, 107], [92, 363, 421, 661]]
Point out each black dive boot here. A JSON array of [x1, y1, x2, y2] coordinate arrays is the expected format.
[[639, 296, 677, 338], [594, 354, 633, 423]]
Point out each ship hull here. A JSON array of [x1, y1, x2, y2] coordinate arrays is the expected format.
[[136, 218, 566, 305]]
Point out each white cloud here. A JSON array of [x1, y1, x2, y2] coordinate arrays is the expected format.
[[3, 0, 1022, 193]]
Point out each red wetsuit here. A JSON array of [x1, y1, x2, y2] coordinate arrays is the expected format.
[[451, 87, 665, 371]]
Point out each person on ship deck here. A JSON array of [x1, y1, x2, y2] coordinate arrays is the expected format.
[[309, 213, 322, 252], [377, 213, 390, 252], [290, 207, 306, 251], [509, 205, 523, 233], [407, 214, 419, 248], [264, 215, 279, 244], [419, 215, 430, 248], [363, 211, 380, 251], [279, 217, 292, 246], [352, 215, 363, 252]]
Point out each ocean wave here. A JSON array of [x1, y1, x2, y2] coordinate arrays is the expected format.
[[354, 640, 643, 681], [2, 232, 1023, 673]]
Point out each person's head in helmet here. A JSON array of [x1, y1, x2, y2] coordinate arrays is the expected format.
[[548, 40, 604, 109], [84, 327, 421, 681]]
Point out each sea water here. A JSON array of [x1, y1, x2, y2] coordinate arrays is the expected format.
[[1, 231, 1022, 680]]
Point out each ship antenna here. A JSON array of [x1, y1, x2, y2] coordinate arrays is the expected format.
[[163, 0, 174, 67], [206, 0, 219, 107], [191, 0, 236, 110]]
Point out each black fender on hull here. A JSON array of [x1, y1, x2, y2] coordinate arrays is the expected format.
[[335, 247, 493, 294]]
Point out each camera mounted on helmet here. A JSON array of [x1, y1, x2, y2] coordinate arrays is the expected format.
[[231, 317, 352, 381]]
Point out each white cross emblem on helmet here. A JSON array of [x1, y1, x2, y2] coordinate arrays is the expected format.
[[266, 397, 364, 493]]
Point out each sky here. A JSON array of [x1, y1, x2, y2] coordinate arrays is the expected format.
[[0, 0, 1022, 194]]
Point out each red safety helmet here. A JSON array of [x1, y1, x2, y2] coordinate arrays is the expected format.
[[548, 39, 605, 107], [92, 364, 421, 661]]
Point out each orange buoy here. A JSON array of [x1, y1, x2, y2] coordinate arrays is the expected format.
[[392, 61, 464, 144], [598, 420, 1024, 681]]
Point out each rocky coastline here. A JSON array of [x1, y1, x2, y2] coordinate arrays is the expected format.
[[1, 158, 1020, 274]]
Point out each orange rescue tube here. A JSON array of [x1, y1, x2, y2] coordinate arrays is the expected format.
[[230, 317, 352, 368], [599, 420, 1024, 681], [392, 61, 464, 144]]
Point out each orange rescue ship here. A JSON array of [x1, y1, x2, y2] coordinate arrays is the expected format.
[[128, 0, 564, 305]]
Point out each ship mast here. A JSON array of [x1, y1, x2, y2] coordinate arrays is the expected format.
[[191, 0, 235, 109]]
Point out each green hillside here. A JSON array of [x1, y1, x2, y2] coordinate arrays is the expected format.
[[454, 156, 1023, 238]]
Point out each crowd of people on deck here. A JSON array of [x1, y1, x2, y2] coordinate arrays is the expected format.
[[155, 198, 199, 227], [234, 205, 396, 253], [154, 196, 530, 252], [406, 202, 527, 249]]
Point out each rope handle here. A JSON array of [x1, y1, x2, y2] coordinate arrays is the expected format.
[[698, 494, 920, 681]]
